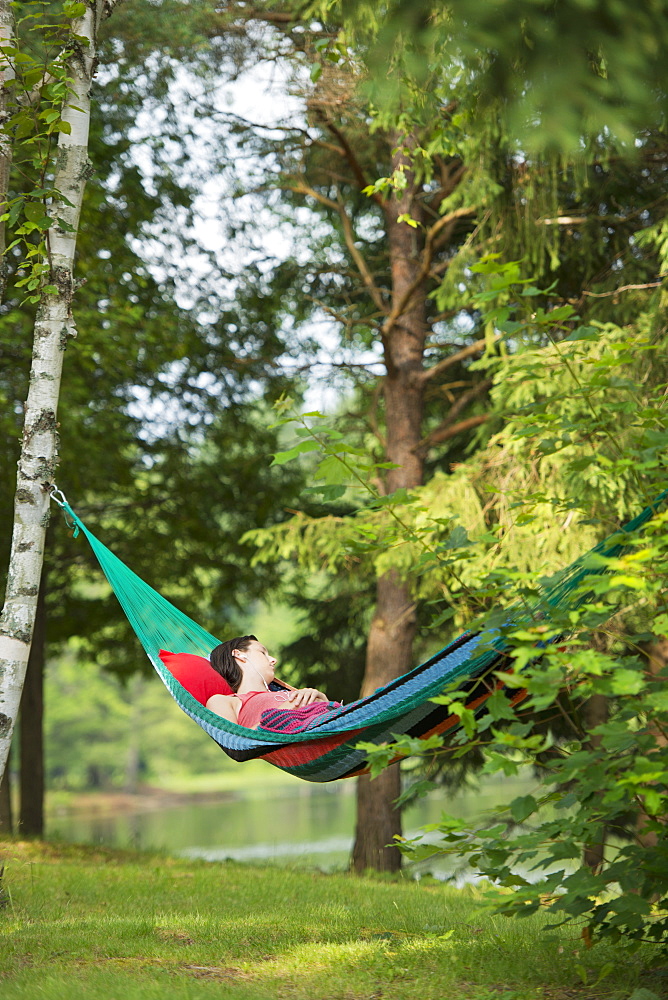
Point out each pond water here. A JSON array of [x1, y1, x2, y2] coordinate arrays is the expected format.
[[47, 771, 535, 879]]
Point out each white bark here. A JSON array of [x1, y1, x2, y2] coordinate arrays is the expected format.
[[0, 1, 111, 780], [0, 0, 16, 301]]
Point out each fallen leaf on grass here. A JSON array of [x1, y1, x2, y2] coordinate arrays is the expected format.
[[182, 965, 251, 981], [156, 928, 194, 944]]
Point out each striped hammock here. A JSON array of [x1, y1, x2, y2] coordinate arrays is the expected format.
[[53, 491, 666, 783]]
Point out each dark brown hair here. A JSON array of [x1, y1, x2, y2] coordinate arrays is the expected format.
[[210, 635, 258, 692]]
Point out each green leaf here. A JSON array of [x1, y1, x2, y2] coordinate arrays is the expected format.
[[447, 702, 476, 738], [367, 487, 416, 508], [643, 788, 664, 816], [315, 454, 350, 485], [13, 113, 34, 141], [610, 668, 646, 695], [24, 202, 46, 224], [271, 441, 320, 465], [7, 198, 24, 227], [63, 2, 87, 16], [397, 212, 419, 228], [509, 795, 538, 823], [566, 325, 599, 341], [653, 613, 668, 637], [395, 778, 437, 807], [485, 689, 517, 722], [303, 484, 347, 501], [310, 62, 322, 82], [574, 964, 588, 986]]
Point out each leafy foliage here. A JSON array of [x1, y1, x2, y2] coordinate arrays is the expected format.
[[246, 245, 668, 950], [373, 261, 667, 954], [0, 4, 308, 676], [0, 2, 90, 300], [312, 0, 668, 151]]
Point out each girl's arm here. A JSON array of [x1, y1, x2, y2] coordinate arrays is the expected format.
[[285, 687, 329, 707], [206, 693, 241, 724]]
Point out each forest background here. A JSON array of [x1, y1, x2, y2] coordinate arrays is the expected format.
[[1, 0, 668, 951]]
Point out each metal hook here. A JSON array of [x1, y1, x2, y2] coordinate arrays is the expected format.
[[49, 485, 68, 507], [49, 485, 80, 537]]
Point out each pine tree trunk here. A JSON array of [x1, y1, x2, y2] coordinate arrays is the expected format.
[[0, 1, 109, 783], [0, 0, 16, 302], [19, 573, 46, 836], [352, 133, 427, 872]]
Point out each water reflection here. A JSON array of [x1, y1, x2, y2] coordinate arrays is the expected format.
[[48, 773, 535, 877]]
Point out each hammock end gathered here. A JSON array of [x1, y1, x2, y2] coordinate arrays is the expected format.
[[48, 484, 80, 538]]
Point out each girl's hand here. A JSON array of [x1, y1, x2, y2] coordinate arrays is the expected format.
[[287, 687, 328, 707]]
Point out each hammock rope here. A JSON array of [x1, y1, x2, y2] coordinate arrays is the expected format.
[[50, 488, 668, 782]]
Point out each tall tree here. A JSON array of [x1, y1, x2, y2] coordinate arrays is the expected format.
[[0, 0, 15, 301], [0, 0, 123, 785], [1, 2, 306, 826], [202, 8, 495, 868], [216, 1, 668, 870]]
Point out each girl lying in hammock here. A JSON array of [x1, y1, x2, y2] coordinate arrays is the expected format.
[[206, 634, 341, 733]]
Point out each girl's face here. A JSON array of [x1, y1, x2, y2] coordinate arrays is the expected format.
[[236, 640, 277, 685]]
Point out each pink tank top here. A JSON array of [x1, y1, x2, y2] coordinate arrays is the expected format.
[[237, 689, 294, 729]]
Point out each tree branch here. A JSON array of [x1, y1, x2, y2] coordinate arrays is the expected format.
[[311, 138, 346, 156], [420, 412, 489, 449], [315, 110, 384, 206], [426, 160, 466, 214], [381, 206, 475, 338], [291, 181, 388, 315], [581, 278, 667, 298], [368, 378, 386, 449], [303, 294, 381, 336], [335, 196, 389, 316], [206, 5, 333, 39], [420, 335, 497, 385], [419, 379, 492, 452]]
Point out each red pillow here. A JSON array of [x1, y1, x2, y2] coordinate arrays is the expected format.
[[159, 649, 233, 705]]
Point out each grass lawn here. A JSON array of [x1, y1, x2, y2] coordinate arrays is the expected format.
[[0, 839, 664, 1000]]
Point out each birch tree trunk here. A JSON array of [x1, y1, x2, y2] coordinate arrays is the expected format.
[[352, 134, 427, 872], [0, 0, 16, 302], [0, 0, 115, 783]]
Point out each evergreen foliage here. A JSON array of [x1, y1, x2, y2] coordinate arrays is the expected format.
[[312, 0, 668, 151], [266, 257, 668, 953]]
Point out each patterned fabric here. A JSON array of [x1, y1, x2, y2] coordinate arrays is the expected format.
[[258, 700, 343, 733], [58, 491, 668, 783]]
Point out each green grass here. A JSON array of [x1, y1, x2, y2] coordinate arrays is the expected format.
[[0, 840, 664, 1000]]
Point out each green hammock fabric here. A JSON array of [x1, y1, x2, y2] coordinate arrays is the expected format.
[[55, 490, 667, 782]]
